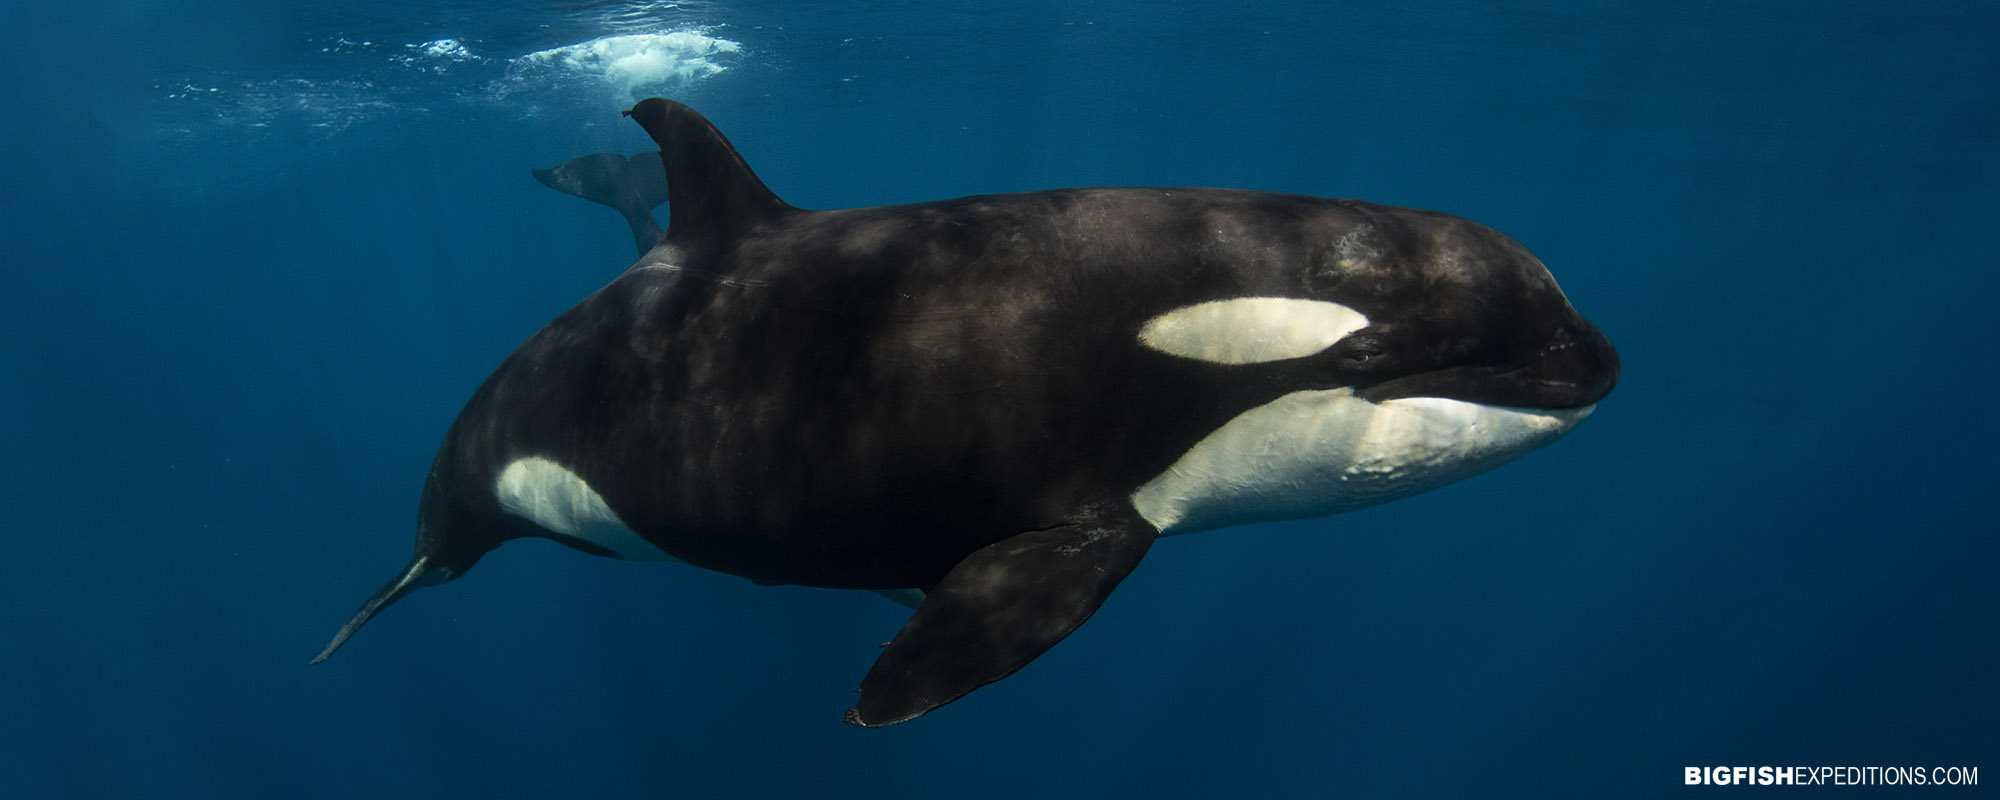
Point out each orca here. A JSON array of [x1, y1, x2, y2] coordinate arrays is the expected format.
[[314, 98, 1619, 727], [531, 151, 670, 257]]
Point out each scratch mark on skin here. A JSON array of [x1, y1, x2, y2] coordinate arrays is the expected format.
[[636, 263, 773, 288]]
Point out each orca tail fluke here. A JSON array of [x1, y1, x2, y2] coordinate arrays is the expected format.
[[532, 152, 671, 256], [309, 555, 439, 664]]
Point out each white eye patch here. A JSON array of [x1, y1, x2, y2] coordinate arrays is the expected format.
[[1137, 298, 1371, 365]]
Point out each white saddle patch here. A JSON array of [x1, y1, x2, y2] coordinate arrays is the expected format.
[[494, 456, 678, 561], [1132, 388, 1594, 534], [1138, 298, 1371, 364]]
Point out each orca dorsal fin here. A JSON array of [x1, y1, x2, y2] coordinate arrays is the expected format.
[[624, 98, 794, 246]]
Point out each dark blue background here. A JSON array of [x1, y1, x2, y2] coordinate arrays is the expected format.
[[4, 1, 1992, 796]]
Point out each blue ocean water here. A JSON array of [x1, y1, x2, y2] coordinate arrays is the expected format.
[[4, 0, 1993, 796]]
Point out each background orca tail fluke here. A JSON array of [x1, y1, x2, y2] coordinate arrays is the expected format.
[[309, 554, 440, 664], [532, 152, 671, 257]]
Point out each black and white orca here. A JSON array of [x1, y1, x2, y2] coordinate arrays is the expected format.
[[314, 98, 1619, 727]]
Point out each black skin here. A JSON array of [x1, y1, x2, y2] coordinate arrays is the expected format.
[[321, 98, 1619, 726]]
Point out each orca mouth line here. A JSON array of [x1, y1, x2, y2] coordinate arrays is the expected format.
[[1350, 323, 1620, 410], [1350, 364, 1609, 411]]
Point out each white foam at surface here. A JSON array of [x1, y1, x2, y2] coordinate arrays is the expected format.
[[513, 31, 743, 98], [153, 25, 741, 141], [412, 38, 478, 63], [394, 38, 482, 73]]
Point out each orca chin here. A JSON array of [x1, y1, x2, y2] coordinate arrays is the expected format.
[[1132, 387, 1593, 535]]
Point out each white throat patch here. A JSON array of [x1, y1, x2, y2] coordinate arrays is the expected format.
[[494, 456, 678, 561], [1131, 389, 1594, 535], [1138, 298, 1371, 365]]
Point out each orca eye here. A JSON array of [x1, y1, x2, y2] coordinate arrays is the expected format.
[[1333, 332, 1387, 368]]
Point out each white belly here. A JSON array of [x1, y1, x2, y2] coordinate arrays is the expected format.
[[1131, 387, 1594, 534]]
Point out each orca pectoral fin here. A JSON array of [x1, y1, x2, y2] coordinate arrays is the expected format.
[[845, 503, 1156, 727]]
